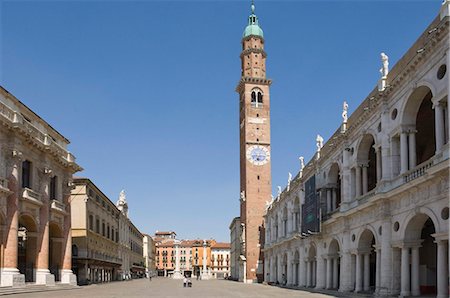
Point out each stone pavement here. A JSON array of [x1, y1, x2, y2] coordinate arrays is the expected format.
[[9, 278, 336, 298]]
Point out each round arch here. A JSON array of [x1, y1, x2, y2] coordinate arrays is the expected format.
[[401, 207, 441, 241], [400, 85, 434, 126], [355, 225, 379, 248]]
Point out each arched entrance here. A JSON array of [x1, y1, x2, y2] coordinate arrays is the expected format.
[[356, 134, 378, 196], [281, 253, 287, 285], [356, 229, 376, 293], [327, 163, 341, 212], [401, 213, 448, 297], [49, 222, 63, 282], [327, 239, 340, 289], [401, 86, 436, 172], [18, 214, 38, 282]]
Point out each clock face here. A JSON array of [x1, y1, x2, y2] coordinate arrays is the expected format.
[[246, 145, 270, 166]]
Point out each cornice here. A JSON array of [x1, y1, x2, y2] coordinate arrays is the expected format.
[[240, 48, 267, 59], [235, 76, 272, 93]]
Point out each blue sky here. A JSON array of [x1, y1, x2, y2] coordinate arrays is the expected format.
[[1, 0, 442, 241]]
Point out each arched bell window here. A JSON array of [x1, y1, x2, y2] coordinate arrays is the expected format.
[[251, 88, 263, 108]]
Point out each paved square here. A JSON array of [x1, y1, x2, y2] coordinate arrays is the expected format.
[[12, 278, 336, 297]]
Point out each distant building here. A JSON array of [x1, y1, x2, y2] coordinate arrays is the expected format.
[[143, 234, 156, 277], [71, 178, 121, 285], [229, 217, 242, 281], [116, 191, 145, 279], [211, 242, 231, 279]]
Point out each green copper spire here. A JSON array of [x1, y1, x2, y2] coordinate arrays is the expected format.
[[243, 0, 264, 38]]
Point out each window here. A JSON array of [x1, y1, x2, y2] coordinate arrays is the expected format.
[[22, 160, 32, 188], [102, 222, 105, 236], [107, 225, 110, 239], [95, 218, 100, 233], [251, 89, 263, 108], [49, 176, 57, 200], [89, 215, 94, 230], [111, 228, 115, 241]]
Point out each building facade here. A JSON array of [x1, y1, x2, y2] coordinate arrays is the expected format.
[[229, 217, 242, 281], [70, 178, 121, 285], [143, 234, 156, 277], [237, 2, 272, 283], [264, 4, 449, 298], [211, 242, 230, 279], [116, 191, 144, 279], [0, 86, 81, 287]]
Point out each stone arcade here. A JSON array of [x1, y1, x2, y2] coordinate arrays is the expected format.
[[263, 3, 449, 297]]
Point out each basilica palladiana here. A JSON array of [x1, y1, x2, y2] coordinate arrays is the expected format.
[[262, 2, 449, 298]]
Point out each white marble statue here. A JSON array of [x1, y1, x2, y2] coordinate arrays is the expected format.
[[287, 172, 292, 191], [316, 134, 324, 151], [342, 101, 348, 123], [380, 52, 389, 78], [277, 186, 282, 197], [240, 191, 246, 202], [299, 156, 305, 170]]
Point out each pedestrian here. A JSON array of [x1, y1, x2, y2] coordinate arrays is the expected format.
[[149, 274, 152, 282], [183, 277, 187, 287]]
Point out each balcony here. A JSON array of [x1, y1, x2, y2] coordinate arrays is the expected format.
[[51, 199, 67, 214], [75, 250, 122, 265], [0, 177, 11, 195], [21, 188, 43, 206]]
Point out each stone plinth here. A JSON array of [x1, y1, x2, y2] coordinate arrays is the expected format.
[[1, 268, 25, 287], [35, 269, 56, 286], [60, 269, 77, 285]]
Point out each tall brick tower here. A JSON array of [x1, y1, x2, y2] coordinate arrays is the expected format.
[[236, 1, 272, 283]]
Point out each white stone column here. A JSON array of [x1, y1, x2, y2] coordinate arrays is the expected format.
[[333, 257, 339, 289], [408, 131, 416, 169], [299, 250, 306, 287], [342, 149, 351, 205], [355, 253, 363, 292], [400, 132, 408, 174], [315, 256, 325, 289], [355, 166, 362, 197], [434, 102, 445, 153], [312, 260, 317, 287], [436, 240, 448, 298], [326, 257, 332, 289], [326, 189, 332, 213], [332, 189, 337, 211], [287, 253, 292, 285], [375, 249, 381, 293], [306, 260, 311, 287], [201, 240, 209, 280], [380, 220, 393, 296], [363, 253, 370, 291], [339, 251, 352, 292], [172, 241, 182, 279], [400, 247, 410, 297], [411, 247, 420, 296], [362, 165, 368, 194], [376, 147, 382, 183]]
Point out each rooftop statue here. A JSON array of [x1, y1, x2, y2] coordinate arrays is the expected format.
[[342, 101, 349, 123], [380, 52, 389, 78]]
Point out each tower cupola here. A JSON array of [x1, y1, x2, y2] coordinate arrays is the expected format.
[[243, 1, 264, 38]]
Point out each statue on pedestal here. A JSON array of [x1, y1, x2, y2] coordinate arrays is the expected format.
[[380, 52, 389, 78], [287, 172, 292, 191], [342, 101, 348, 123]]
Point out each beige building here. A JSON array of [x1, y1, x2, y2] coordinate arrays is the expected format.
[[0, 86, 81, 287], [264, 3, 449, 298], [229, 217, 242, 281], [210, 242, 230, 279], [70, 178, 121, 285], [143, 234, 156, 277]]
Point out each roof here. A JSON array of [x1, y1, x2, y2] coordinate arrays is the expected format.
[[243, 3, 263, 38], [212, 242, 231, 249], [155, 231, 176, 235]]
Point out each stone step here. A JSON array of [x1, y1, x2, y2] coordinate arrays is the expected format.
[[0, 283, 79, 296]]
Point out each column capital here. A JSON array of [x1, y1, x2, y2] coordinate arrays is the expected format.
[[432, 232, 449, 243]]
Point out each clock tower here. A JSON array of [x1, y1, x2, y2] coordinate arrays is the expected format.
[[236, 1, 272, 283]]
